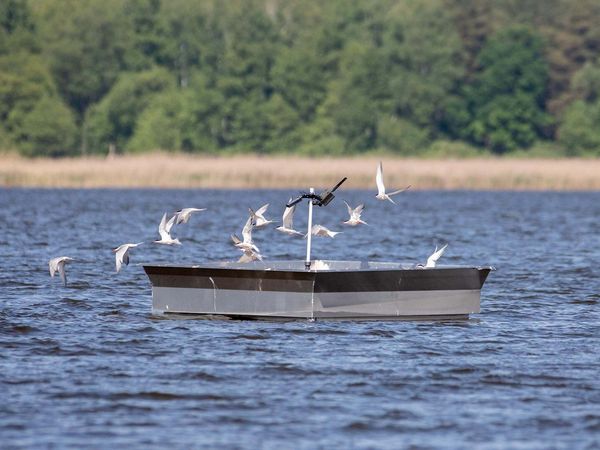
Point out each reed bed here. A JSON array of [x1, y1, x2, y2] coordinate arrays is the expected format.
[[1, 153, 599, 190]]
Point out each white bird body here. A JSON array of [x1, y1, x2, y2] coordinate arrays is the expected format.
[[238, 247, 263, 263], [375, 161, 410, 204], [49, 256, 74, 286], [249, 204, 274, 228], [113, 242, 143, 273], [155, 213, 181, 245], [425, 244, 448, 268], [235, 216, 260, 253], [276, 201, 303, 236], [174, 207, 206, 225], [343, 201, 367, 226], [309, 224, 342, 238]]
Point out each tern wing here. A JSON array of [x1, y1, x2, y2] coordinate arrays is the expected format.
[[426, 244, 448, 267], [352, 203, 365, 219], [57, 261, 67, 286], [432, 243, 448, 261], [376, 161, 386, 195], [115, 252, 123, 273], [49, 258, 57, 277], [282, 204, 296, 229], [241, 216, 253, 244], [343, 201, 353, 217], [158, 213, 169, 239], [165, 214, 177, 234], [174, 209, 185, 224], [230, 234, 242, 245], [255, 203, 269, 217], [388, 185, 411, 196], [115, 245, 130, 272]]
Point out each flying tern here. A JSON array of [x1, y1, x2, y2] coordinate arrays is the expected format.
[[276, 200, 303, 236], [174, 208, 206, 225], [49, 256, 74, 286], [249, 204, 274, 228], [375, 161, 410, 204], [154, 213, 181, 245], [113, 242, 143, 273], [238, 247, 263, 263], [309, 224, 342, 238], [235, 216, 260, 253], [342, 201, 367, 226]]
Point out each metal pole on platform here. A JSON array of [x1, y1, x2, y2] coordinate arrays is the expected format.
[[305, 188, 314, 270]]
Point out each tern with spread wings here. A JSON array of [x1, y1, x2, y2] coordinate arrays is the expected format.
[[276, 200, 303, 236], [343, 201, 367, 226], [113, 242, 143, 273], [154, 213, 181, 245], [375, 161, 410, 204], [174, 208, 206, 225], [249, 204, 274, 228], [49, 256, 74, 286]]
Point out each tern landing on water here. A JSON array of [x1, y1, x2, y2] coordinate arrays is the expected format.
[[174, 208, 206, 225], [249, 204, 274, 228], [49, 256, 74, 286], [425, 244, 448, 268], [275, 200, 303, 237], [113, 242, 143, 273], [342, 201, 367, 226], [309, 224, 342, 239], [154, 213, 181, 245], [375, 161, 410, 204]]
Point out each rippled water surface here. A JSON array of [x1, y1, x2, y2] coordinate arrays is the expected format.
[[1, 188, 599, 449]]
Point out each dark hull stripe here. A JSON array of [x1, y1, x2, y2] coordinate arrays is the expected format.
[[161, 312, 471, 322], [144, 266, 491, 293]]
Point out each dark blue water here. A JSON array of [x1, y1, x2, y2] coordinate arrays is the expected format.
[[1, 188, 599, 449]]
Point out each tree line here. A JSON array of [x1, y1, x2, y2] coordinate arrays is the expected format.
[[1, 0, 599, 157]]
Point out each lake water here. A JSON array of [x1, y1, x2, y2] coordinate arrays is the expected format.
[[1, 188, 599, 449]]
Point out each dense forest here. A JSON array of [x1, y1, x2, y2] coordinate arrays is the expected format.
[[1, 0, 600, 157]]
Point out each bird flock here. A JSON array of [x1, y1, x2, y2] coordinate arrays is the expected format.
[[48, 162, 448, 286]]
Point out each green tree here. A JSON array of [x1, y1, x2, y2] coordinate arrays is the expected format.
[[0, 51, 73, 155], [271, 44, 327, 122], [86, 68, 174, 153], [0, 0, 37, 54], [558, 61, 600, 155], [128, 92, 184, 152], [15, 95, 78, 157], [460, 26, 551, 152], [37, 0, 136, 118], [384, 0, 465, 130], [558, 101, 600, 155]]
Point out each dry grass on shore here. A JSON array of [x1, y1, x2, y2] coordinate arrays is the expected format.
[[1, 153, 599, 190]]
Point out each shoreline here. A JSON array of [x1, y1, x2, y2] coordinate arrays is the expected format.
[[1, 153, 599, 190]]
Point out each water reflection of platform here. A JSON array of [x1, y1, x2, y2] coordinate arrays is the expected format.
[[143, 261, 492, 321]]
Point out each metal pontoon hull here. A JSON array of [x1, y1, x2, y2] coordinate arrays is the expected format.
[[143, 262, 492, 320]]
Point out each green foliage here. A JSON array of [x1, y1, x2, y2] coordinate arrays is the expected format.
[[572, 62, 600, 103], [271, 44, 326, 121], [15, 96, 78, 157], [0, 0, 37, 54], [558, 101, 600, 155], [2, 0, 600, 157], [86, 68, 174, 153], [422, 140, 483, 158], [458, 26, 552, 153], [384, 0, 465, 129], [38, 0, 137, 116], [128, 92, 185, 152], [377, 116, 430, 155]]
